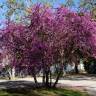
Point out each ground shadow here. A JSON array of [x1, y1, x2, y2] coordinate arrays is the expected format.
[[0, 80, 89, 96], [0, 81, 40, 89], [0, 81, 43, 96]]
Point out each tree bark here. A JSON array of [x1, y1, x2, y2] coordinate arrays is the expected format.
[[42, 68, 46, 86], [33, 74, 38, 84], [11, 67, 15, 79], [7, 69, 11, 80], [31, 67, 38, 87], [32, 72, 39, 87], [8, 67, 15, 80], [53, 69, 62, 87], [45, 69, 50, 87], [49, 70, 52, 87], [53, 49, 64, 87], [75, 64, 79, 74]]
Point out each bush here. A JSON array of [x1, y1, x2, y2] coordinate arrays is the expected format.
[[84, 57, 96, 74]]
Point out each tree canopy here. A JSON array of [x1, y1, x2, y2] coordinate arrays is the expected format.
[[1, 4, 96, 87]]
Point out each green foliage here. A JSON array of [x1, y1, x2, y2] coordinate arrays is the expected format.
[[79, 0, 95, 12], [84, 57, 96, 74], [64, 0, 75, 8]]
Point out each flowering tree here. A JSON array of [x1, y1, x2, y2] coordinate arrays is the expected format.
[[1, 4, 96, 87]]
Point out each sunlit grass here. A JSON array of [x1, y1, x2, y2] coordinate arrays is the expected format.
[[0, 87, 89, 96]]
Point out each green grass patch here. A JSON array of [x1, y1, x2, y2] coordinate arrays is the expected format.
[[0, 88, 89, 96]]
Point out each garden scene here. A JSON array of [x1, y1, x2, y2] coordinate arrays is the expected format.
[[0, 0, 96, 96]]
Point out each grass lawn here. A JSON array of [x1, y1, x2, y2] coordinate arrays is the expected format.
[[0, 88, 89, 96]]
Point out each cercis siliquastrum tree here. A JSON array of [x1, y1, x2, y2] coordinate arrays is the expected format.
[[55, 6, 96, 73], [2, 4, 96, 87]]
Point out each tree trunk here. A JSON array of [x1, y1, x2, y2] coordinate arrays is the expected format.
[[45, 70, 49, 87], [8, 67, 15, 80], [11, 67, 15, 79], [42, 59, 46, 86], [32, 71, 39, 88], [75, 64, 79, 74], [33, 73, 38, 85], [53, 50, 64, 87], [49, 70, 52, 87], [8, 69, 11, 80], [53, 69, 62, 87]]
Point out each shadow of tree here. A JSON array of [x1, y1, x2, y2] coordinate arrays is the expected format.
[[0, 81, 42, 96], [0, 81, 89, 96], [0, 87, 88, 96], [0, 81, 37, 89]]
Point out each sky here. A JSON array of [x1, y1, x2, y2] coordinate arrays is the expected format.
[[0, 0, 79, 28], [0, 0, 79, 18], [0, 0, 6, 19]]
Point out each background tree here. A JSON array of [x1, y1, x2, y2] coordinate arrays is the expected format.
[[79, 0, 96, 12], [84, 57, 96, 74]]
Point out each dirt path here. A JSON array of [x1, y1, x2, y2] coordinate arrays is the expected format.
[[57, 75, 96, 96], [0, 75, 96, 96]]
